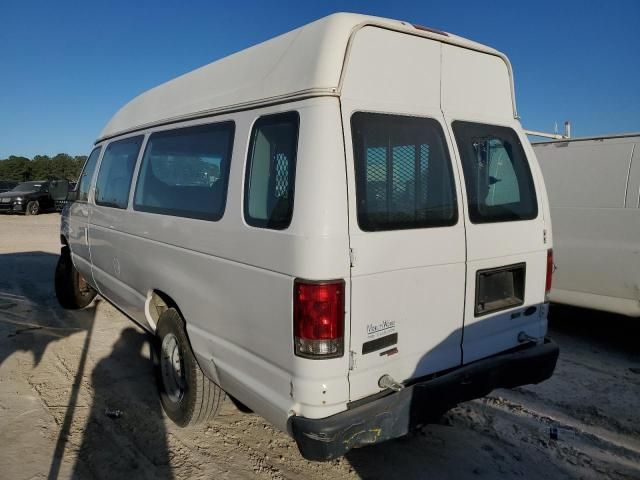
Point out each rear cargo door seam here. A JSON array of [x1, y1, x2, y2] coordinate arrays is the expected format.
[[439, 42, 469, 366]]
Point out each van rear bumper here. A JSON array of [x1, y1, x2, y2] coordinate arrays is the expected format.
[[289, 338, 559, 461]]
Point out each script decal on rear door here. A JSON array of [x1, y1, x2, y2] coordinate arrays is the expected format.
[[366, 320, 396, 340], [363, 320, 398, 355]]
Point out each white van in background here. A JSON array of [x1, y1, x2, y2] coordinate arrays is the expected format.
[[55, 13, 558, 460], [534, 134, 640, 317]]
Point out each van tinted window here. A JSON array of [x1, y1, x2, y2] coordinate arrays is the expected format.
[[134, 122, 235, 221], [453, 122, 537, 223], [244, 112, 299, 229], [95, 136, 143, 209], [77, 147, 101, 202], [351, 112, 457, 231]]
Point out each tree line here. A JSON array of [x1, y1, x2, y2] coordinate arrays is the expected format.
[[0, 154, 87, 182]]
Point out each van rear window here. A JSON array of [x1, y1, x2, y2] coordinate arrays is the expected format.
[[453, 122, 537, 223], [351, 112, 457, 231], [134, 122, 235, 221], [244, 112, 299, 230]]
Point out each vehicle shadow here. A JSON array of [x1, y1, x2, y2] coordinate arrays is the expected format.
[[0, 251, 95, 480], [548, 303, 640, 355], [341, 303, 640, 479], [71, 327, 173, 480], [0, 251, 173, 479], [340, 304, 572, 480], [0, 251, 89, 367]]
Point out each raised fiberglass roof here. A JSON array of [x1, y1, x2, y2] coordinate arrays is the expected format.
[[98, 12, 506, 142]]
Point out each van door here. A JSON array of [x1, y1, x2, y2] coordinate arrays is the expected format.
[[440, 44, 550, 364], [343, 111, 467, 401], [450, 121, 548, 364], [67, 147, 102, 281], [340, 26, 467, 402], [89, 135, 144, 310]]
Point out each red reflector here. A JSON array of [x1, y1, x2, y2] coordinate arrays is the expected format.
[[294, 279, 344, 358], [412, 24, 449, 36], [545, 249, 553, 294]]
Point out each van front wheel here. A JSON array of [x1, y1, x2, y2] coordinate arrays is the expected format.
[[54, 247, 97, 309], [154, 308, 225, 427]]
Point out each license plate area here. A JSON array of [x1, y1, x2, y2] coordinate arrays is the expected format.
[[475, 263, 525, 316]]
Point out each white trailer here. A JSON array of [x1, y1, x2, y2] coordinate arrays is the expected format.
[[534, 134, 640, 316]]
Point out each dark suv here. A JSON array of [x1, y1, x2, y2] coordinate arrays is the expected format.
[[0, 181, 56, 215]]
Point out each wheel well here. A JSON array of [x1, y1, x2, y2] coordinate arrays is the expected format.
[[148, 290, 181, 330], [148, 290, 222, 389]]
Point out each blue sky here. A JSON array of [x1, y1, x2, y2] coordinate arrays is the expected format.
[[1, 0, 638, 158]]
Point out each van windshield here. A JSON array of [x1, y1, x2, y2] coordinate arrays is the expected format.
[[453, 122, 537, 223]]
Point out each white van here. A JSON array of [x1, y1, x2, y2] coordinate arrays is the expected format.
[[55, 13, 558, 460], [534, 134, 640, 317]]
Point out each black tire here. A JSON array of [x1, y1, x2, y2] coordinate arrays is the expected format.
[[25, 200, 39, 216], [154, 308, 225, 426], [54, 246, 97, 309]]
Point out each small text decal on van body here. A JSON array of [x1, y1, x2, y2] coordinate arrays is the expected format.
[[366, 320, 396, 339]]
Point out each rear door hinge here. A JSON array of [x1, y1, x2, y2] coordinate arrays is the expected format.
[[543, 229, 547, 244], [348, 350, 357, 370], [349, 248, 356, 267]]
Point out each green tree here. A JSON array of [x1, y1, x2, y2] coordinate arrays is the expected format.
[[0, 153, 86, 182]]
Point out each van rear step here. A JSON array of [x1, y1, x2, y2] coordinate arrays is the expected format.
[[289, 338, 559, 461]]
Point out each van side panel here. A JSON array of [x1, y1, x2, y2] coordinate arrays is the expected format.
[[535, 138, 640, 316], [111, 98, 351, 430], [536, 141, 633, 208]]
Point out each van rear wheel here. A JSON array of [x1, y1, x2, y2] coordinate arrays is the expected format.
[[154, 308, 225, 426], [54, 246, 97, 309]]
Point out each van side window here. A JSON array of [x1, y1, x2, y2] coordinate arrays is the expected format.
[[244, 112, 299, 229], [134, 122, 235, 221], [452, 122, 537, 223], [351, 112, 458, 231], [77, 147, 101, 202], [95, 136, 143, 209]]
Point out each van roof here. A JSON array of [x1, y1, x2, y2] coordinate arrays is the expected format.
[[99, 12, 511, 142]]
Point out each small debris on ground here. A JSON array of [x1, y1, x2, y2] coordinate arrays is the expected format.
[[105, 408, 123, 419]]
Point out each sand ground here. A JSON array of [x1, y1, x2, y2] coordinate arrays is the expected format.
[[0, 213, 638, 479]]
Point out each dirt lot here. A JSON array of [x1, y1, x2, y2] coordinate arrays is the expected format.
[[0, 214, 638, 480]]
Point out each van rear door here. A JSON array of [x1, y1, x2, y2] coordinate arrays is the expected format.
[[340, 27, 467, 402], [451, 122, 548, 363], [442, 44, 550, 364], [344, 111, 467, 402]]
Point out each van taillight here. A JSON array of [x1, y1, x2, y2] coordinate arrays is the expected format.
[[545, 249, 554, 296], [294, 279, 344, 359]]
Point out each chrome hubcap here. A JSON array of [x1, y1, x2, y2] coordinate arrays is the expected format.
[[160, 333, 186, 403]]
